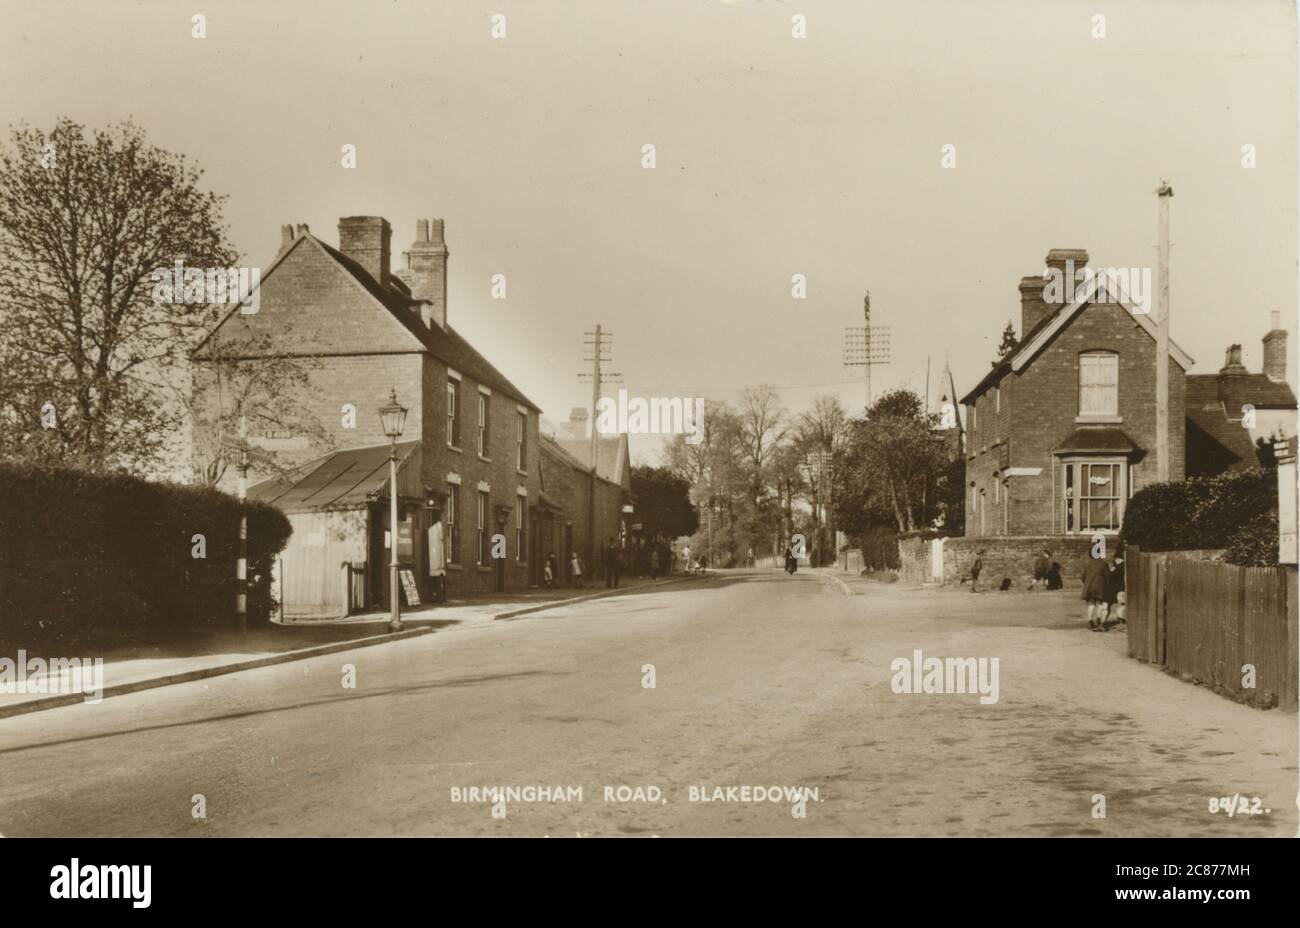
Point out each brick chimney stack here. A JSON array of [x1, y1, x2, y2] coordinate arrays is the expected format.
[[1263, 310, 1288, 383], [398, 218, 450, 329], [280, 224, 295, 251], [567, 407, 590, 439], [1019, 276, 1050, 338], [337, 216, 392, 288], [1219, 343, 1247, 376], [1044, 248, 1090, 300]]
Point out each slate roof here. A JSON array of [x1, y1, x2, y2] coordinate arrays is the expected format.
[[1187, 372, 1298, 411], [1185, 373, 1296, 471], [1052, 427, 1139, 454], [195, 233, 540, 412], [553, 433, 629, 489], [247, 440, 420, 513], [317, 240, 541, 411]]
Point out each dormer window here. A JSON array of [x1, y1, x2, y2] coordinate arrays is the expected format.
[[1079, 351, 1118, 417]]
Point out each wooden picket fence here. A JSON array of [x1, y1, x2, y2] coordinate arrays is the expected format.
[[1126, 547, 1298, 709]]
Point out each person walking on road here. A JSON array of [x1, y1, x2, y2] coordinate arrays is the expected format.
[[570, 551, 583, 589]]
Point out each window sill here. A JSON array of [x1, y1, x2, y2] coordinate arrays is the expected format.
[[516, 469, 529, 477], [447, 444, 463, 454], [446, 563, 463, 571], [1075, 415, 1123, 424], [478, 454, 492, 463], [476, 566, 492, 573]]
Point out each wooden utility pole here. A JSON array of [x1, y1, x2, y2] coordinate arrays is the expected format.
[[580, 327, 618, 570], [1156, 182, 1173, 483], [843, 293, 891, 415]]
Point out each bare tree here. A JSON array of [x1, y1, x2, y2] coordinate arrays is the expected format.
[[738, 384, 787, 493], [183, 328, 333, 487]]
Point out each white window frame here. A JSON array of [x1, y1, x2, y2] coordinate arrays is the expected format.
[[1062, 457, 1127, 534], [476, 491, 488, 565], [1078, 351, 1119, 418], [477, 393, 489, 458], [516, 409, 527, 471], [446, 379, 460, 448]]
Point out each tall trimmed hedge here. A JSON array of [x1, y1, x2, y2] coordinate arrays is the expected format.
[[1120, 469, 1278, 566], [0, 463, 292, 648]]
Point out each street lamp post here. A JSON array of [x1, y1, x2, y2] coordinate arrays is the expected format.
[[379, 389, 409, 632], [236, 441, 250, 633]]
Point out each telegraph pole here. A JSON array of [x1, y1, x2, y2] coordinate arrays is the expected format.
[[580, 327, 620, 571], [864, 294, 872, 409], [1156, 181, 1173, 483], [843, 292, 891, 414]]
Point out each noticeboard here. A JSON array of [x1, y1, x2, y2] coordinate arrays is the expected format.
[[398, 568, 421, 606]]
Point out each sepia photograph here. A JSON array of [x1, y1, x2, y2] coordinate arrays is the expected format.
[[0, 0, 1296, 906]]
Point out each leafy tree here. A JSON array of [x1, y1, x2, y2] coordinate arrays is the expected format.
[[630, 465, 698, 540], [833, 389, 951, 533], [0, 119, 236, 473]]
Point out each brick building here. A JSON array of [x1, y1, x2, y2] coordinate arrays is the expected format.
[[960, 248, 1193, 538], [535, 415, 632, 584], [960, 249, 1296, 541], [1185, 313, 1296, 476], [193, 217, 547, 615]]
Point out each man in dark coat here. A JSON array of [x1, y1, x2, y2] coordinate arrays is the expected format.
[[603, 538, 622, 589]]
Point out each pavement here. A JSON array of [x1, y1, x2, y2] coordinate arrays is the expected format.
[[0, 567, 1293, 836], [0, 574, 690, 715]]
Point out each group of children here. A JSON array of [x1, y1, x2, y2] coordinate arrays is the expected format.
[[965, 546, 1127, 631], [1081, 552, 1127, 632]]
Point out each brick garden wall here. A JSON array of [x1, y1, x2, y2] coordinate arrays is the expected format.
[[941, 536, 1095, 589]]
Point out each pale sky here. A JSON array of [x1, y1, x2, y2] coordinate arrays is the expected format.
[[2, 0, 1296, 463]]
